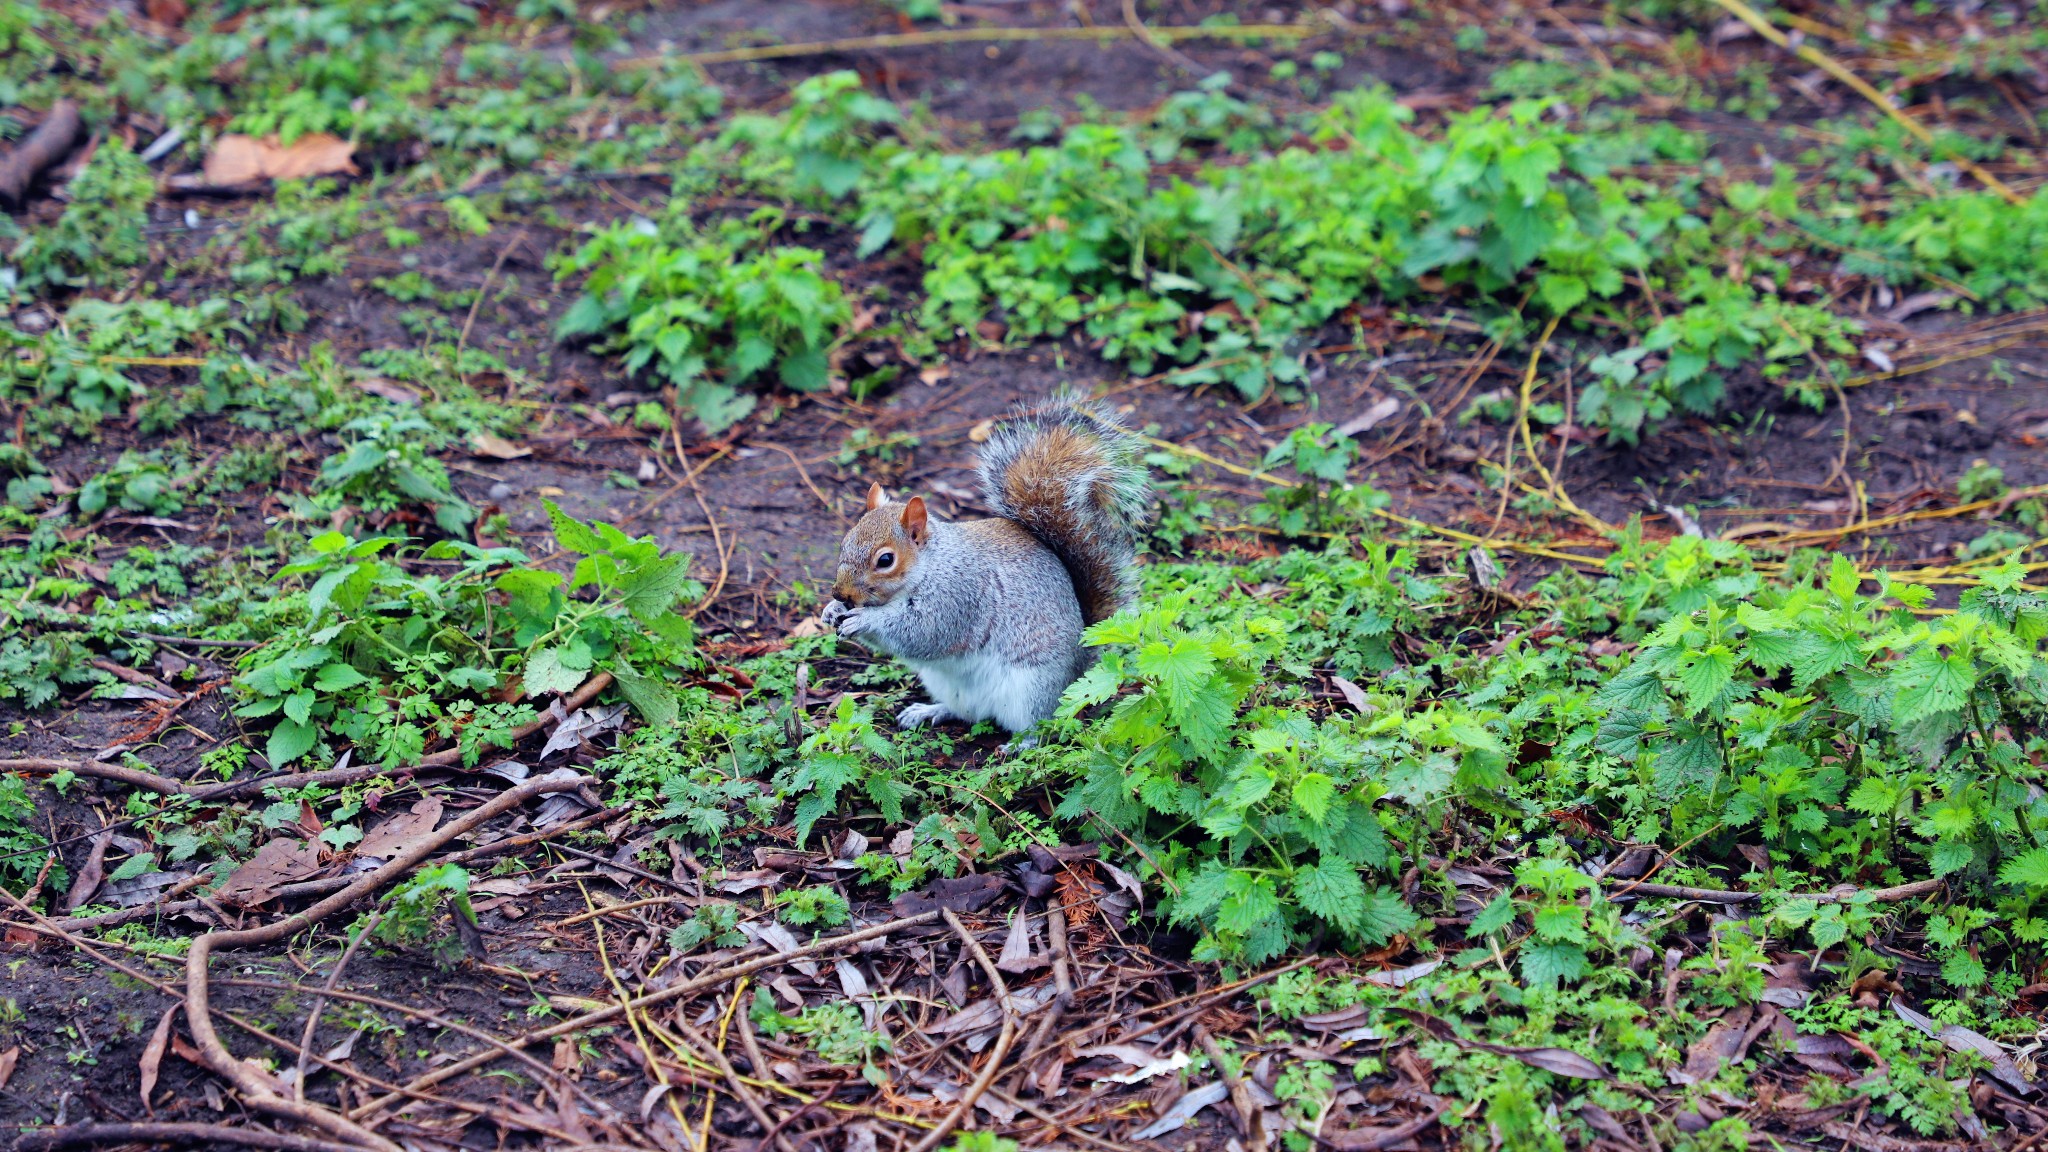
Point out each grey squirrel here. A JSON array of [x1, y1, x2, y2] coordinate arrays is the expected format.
[[820, 395, 1149, 734]]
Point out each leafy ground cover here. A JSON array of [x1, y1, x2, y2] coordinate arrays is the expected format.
[[2, 1, 2048, 1150]]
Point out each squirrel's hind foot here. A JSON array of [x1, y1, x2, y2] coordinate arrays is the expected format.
[[896, 702, 956, 730]]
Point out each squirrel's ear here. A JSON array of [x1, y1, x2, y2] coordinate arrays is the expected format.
[[900, 496, 928, 545], [864, 481, 887, 512]]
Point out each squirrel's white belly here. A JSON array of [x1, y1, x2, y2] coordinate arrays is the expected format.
[[905, 652, 1049, 732]]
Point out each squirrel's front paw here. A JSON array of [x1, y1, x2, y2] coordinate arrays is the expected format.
[[820, 599, 850, 627], [834, 607, 871, 639]]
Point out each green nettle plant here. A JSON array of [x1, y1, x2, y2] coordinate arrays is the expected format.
[[1059, 596, 1417, 963], [233, 502, 703, 768], [1595, 552, 2048, 953], [553, 216, 851, 432]]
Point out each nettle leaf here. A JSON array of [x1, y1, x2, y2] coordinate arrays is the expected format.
[[1354, 887, 1415, 945], [1531, 905, 1587, 944], [545, 500, 603, 556], [1520, 942, 1587, 989], [1808, 905, 1848, 951], [1652, 729, 1721, 797], [1293, 858, 1367, 932], [1291, 772, 1336, 824], [523, 646, 589, 697], [1173, 863, 1231, 924], [1676, 645, 1737, 715], [1928, 839, 1976, 877], [313, 663, 370, 693], [1468, 893, 1515, 937], [1891, 649, 1975, 718], [1998, 847, 2048, 892], [618, 554, 700, 624], [1216, 870, 1281, 937], [1136, 638, 1217, 705], [610, 659, 679, 728], [1844, 776, 1898, 817]]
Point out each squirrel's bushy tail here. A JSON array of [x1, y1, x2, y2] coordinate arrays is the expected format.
[[979, 394, 1150, 627]]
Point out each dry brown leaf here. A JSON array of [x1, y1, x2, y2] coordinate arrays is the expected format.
[[1675, 1007, 1753, 1084], [1330, 675, 1372, 714], [967, 418, 995, 442], [353, 377, 421, 405], [138, 1006, 178, 1111], [469, 431, 532, 460], [145, 0, 189, 24], [354, 796, 443, 863], [0, 1045, 17, 1092], [203, 133, 357, 185], [217, 836, 324, 906], [996, 910, 1044, 974], [63, 830, 114, 912]]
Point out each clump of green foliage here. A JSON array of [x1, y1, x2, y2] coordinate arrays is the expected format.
[[554, 215, 851, 431], [2, 141, 152, 296], [232, 502, 703, 768]]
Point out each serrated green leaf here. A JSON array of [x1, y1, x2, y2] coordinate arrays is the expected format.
[[523, 646, 588, 697], [545, 500, 603, 556], [1291, 772, 1336, 824], [1467, 893, 1515, 937], [1293, 859, 1367, 933]]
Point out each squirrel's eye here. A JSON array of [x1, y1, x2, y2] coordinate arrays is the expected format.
[[875, 551, 895, 570]]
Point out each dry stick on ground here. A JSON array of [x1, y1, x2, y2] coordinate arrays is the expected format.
[[0, 893, 588, 1145], [749, 439, 842, 523], [907, 909, 1020, 1152], [352, 911, 941, 1119], [9, 1121, 365, 1152], [219, 979, 619, 1124], [0, 99, 82, 204], [667, 1013, 799, 1152], [625, 22, 1318, 68], [182, 773, 595, 1151], [292, 911, 379, 1103], [456, 229, 526, 374], [0, 672, 616, 868], [1604, 876, 1945, 905], [49, 803, 626, 934], [582, 882, 696, 1142], [935, 1050, 1131, 1152], [1196, 1025, 1267, 1152], [1704, 0, 2023, 205]]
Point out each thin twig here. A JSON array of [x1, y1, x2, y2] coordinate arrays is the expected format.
[[353, 911, 940, 1117], [669, 1013, 799, 1152], [182, 774, 593, 1150], [456, 230, 527, 380], [907, 909, 1018, 1152], [1603, 876, 1945, 905], [10, 1122, 365, 1152], [1196, 1025, 1266, 1152], [292, 911, 380, 1103], [49, 804, 626, 934], [622, 22, 1318, 67], [1703, 0, 2022, 203]]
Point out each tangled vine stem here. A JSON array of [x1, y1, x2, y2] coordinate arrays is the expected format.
[[181, 773, 595, 1151]]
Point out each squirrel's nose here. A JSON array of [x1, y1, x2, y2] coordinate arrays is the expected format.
[[832, 579, 861, 607]]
